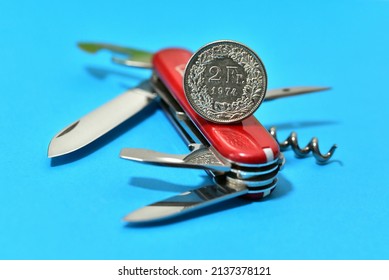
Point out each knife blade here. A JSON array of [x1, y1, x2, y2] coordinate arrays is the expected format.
[[48, 81, 157, 158], [124, 180, 248, 223]]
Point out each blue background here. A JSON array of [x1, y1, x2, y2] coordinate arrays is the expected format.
[[0, 0, 388, 259]]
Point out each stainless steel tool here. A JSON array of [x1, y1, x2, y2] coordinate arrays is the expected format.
[[48, 42, 337, 223]]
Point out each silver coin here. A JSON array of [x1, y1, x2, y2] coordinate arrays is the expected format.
[[184, 40, 267, 123]]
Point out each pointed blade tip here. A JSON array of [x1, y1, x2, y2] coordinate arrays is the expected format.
[[47, 148, 65, 159], [47, 142, 57, 158], [317, 86, 332, 92], [47, 140, 80, 158], [122, 214, 154, 224]]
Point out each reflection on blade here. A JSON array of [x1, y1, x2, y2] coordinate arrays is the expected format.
[[265, 86, 331, 101], [48, 82, 157, 158], [124, 182, 248, 223]]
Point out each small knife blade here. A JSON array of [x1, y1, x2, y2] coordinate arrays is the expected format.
[[124, 181, 248, 223], [48, 82, 157, 158], [265, 86, 330, 101]]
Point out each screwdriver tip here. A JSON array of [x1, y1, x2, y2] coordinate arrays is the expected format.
[[77, 42, 102, 54]]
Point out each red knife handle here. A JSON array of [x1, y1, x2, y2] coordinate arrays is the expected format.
[[153, 48, 279, 165]]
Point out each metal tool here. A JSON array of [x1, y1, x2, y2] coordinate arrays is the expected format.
[[269, 127, 337, 164], [48, 42, 337, 223]]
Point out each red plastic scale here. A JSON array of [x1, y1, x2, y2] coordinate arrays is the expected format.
[[153, 48, 280, 166]]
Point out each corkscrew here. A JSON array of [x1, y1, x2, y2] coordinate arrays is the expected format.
[[268, 127, 337, 164]]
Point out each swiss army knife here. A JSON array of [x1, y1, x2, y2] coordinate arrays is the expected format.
[[48, 42, 336, 223]]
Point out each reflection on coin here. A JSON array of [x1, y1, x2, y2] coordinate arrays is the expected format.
[[184, 40, 267, 123]]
